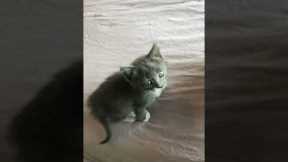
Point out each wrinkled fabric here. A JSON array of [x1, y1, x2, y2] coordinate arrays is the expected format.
[[84, 0, 204, 162]]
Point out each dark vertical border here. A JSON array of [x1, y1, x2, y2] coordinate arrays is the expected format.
[[206, 0, 288, 161], [0, 0, 83, 162]]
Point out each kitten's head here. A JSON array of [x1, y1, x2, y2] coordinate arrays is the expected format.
[[121, 43, 167, 91]]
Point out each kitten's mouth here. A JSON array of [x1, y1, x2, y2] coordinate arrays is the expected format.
[[143, 82, 163, 90], [144, 86, 163, 90], [153, 83, 163, 89]]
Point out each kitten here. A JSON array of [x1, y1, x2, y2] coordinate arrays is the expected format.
[[88, 43, 168, 144]]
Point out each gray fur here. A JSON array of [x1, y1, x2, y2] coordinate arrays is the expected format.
[[88, 43, 167, 144]]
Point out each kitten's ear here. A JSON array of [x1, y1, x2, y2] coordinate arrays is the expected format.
[[120, 66, 136, 82], [147, 43, 162, 59]]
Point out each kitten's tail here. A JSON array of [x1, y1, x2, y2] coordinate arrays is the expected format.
[[98, 116, 111, 144], [87, 94, 111, 144]]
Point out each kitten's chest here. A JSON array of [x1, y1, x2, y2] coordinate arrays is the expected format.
[[152, 88, 163, 98]]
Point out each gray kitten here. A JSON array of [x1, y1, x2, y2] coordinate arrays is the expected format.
[[88, 43, 167, 144]]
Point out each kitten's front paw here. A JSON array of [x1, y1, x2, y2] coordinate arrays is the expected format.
[[123, 112, 136, 123], [143, 111, 151, 122], [135, 110, 150, 122]]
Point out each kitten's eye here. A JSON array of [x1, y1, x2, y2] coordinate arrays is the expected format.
[[159, 72, 164, 78]]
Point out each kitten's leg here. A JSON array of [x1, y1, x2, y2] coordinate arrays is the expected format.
[[123, 111, 136, 122], [135, 108, 150, 122], [143, 111, 150, 122]]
